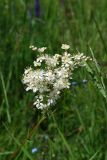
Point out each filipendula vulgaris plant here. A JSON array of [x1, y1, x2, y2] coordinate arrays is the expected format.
[[22, 44, 91, 111]]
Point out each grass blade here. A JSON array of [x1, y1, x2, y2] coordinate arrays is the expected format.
[[0, 72, 11, 123]]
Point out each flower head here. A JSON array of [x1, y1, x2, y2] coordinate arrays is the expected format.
[[22, 44, 90, 110]]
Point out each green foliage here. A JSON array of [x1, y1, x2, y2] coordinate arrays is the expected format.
[[0, 0, 107, 159]]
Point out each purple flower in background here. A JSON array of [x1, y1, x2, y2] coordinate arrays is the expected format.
[[71, 81, 78, 86], [61, 0, 65, 5], [35, 0, 40, 17], [82, 79, 88, 84], [31, 147, 38, 153], [71, 80, 88, 87]]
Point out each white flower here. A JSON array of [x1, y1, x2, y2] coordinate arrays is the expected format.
[[33, 61, 41, 67], [24, 67, 32, 75], [61, 44, 70, 50], [29, 45, 34, 49], [38, 47, 47, 53], [26, 86, 32, 91], [22, 45, 90, 110], [47, 99, 54, 106], [62, 52, 71, 63], [32, 47, 37, 51], [33, 87, 38, 93], [45, 56, 58, 68], [54, 78, 70, 90], [45, 70, 55, 82]]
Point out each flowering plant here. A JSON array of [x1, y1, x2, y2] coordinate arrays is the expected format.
[[22, 44, 90, 110]]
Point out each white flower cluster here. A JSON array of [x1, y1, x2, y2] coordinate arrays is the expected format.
[[22, 44, 90, 110]]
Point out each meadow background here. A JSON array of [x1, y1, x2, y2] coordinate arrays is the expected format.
[[0, 0, 107, 159]]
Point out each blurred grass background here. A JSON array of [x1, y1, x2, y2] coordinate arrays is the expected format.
[[0, 0, 107, 159]]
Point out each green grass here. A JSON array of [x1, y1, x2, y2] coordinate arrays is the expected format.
[[0, 0, 107, 159]]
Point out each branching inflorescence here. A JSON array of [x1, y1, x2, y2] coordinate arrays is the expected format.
[[22, 44, 90, 110]]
